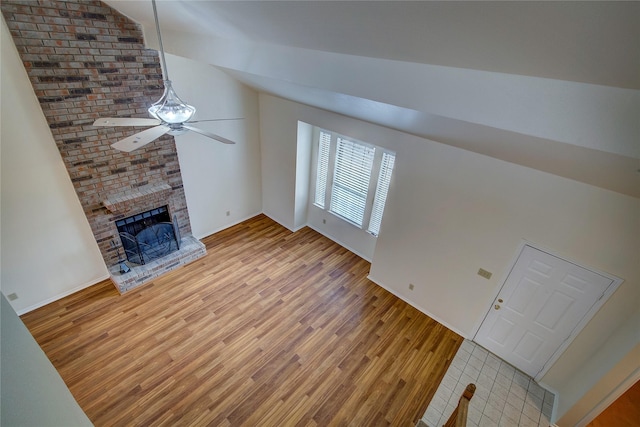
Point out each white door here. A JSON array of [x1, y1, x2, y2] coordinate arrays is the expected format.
[[474, 245, 615, 378]]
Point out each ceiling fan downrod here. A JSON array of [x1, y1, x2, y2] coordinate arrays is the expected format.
[[147, 0, 196, 125], [91, 0, 238, 152]]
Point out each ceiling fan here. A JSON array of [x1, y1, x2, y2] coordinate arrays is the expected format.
[[93, 0, 238, 152]]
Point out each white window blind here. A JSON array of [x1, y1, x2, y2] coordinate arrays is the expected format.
[[329, 137, 375, 226], [311, 128, 396, 237], [367, 151, 395, 236], [314, 131, 331, 208]]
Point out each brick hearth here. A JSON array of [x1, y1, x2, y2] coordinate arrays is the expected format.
[[2, 0, 206, 291], [109, 235, 206, 293]]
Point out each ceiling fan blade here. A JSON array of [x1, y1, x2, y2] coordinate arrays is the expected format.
[[94, 117, 161, 127], [186, 118, 244, 124], [111, 125, 170, 152], [182, 124, 236, 145]]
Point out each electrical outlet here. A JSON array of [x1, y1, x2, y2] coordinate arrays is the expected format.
[[477, 268, 492, 280], [226, 210, 231, 217], [7, 293, 18, 301], [322, 218, 326, 224], [409, 283, 414, 290]]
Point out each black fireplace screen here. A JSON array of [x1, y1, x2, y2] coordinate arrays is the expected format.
[[116, 205, 180, 265]]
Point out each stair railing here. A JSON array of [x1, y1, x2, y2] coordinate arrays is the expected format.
[[443, 383, 476, 427]]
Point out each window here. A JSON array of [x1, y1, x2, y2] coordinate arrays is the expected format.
[[314, 129, 395, 236], [314, 131, 331, 208], [368, 152, 395, 235], [330, 137, 375, 226]]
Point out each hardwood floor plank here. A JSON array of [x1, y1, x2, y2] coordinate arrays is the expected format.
[[587, 380, 640, 427], [21, 214, 462, 426]]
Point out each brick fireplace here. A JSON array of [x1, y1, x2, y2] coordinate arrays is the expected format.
[[1, 0, 206, 292]]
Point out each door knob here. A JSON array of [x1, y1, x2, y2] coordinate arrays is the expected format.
[[498, 298, 503, 303], [494, 304, 501, 310]]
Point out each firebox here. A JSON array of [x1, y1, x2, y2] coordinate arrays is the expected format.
[[116, 205, 180, 265]]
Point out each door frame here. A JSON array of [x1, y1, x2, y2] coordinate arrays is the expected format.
[[472, 240, 623, 381]]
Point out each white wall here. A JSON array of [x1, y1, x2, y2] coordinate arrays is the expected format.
[[294, 122, 312, 231], [259, 95, 298, 230], [1, 17, 109, 314], [366, 115, 640, 422], [260, 95, 380, 259], [556, 307, 640, 426], [165, 54, 262, 239], [258, 93, 640, 424], [1, 294, 92, 426], [369, 135, 640, 335]]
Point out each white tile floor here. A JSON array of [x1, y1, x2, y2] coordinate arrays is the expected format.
[[421, 340, 554, 427]]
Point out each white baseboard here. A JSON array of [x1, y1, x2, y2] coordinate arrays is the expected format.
[[291, 222, 307, 232], [306, 223, 372, 262], [16, 213, 261, 316], [537, 381, 560, 424], [575, 366, 640, 427], [367, 274, 468, 338], [195, 211, 263, 240], [16, 274, 111, 316], [258, 215, 372, 262], [261, 210, 296, 232]]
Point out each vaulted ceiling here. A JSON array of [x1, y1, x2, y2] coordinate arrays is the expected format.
[[105, 1, 640, 198]]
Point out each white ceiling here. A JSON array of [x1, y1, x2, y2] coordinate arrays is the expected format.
[[105, 0, 640, 198]]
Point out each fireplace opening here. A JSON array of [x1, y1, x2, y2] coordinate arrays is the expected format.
[[116, 205, 180, 265]]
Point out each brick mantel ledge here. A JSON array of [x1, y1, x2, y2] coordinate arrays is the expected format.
[[103, 183, 173, 214]]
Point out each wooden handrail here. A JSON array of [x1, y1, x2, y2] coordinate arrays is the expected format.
[[443, 383, 476, 427]]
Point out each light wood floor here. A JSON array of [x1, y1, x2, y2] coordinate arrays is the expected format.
[[21, 215, 462, 426]]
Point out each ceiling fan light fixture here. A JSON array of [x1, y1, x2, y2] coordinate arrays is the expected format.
[[92, 0, 238, 152], [148, 80, 196, 124]]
